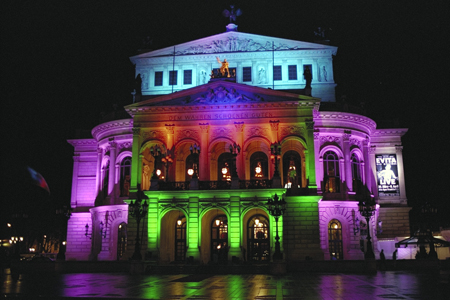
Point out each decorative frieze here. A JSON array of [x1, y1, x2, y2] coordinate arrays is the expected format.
[[175, 129, 200, 142]]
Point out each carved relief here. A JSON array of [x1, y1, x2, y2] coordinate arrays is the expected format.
[[349, 138, 362, 148], [247, 126, 269, 139], [165, 124, 175, 134], [142, 130, 165, 142], [212, 127, 233, 140], [132, 127, 140, 135], [269, 120, 279, 132], [320, 135, 341, 145], [172, 38, 314, 55], [176, 129, 200, 142], [118, 142, 132, 150], [185, 86, 262, 104], [199, 123, 209, 133], [281, 126, 304, 137]]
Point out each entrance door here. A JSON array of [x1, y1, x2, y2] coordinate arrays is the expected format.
[[211, 215, 228, 263], [248, 215, 270, 262]]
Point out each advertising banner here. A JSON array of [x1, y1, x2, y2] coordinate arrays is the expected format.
[[376, 154, 399, 196]]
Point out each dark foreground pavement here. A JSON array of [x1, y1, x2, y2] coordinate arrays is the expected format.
[[2, 269, 450, 299]]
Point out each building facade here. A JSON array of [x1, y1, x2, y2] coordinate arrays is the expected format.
[[66, 25, 410, 263]]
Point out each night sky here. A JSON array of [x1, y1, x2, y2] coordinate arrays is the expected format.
[[2, 1, 449, 227]]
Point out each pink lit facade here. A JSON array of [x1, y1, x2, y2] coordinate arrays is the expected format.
[[66, 27, 410, 263]]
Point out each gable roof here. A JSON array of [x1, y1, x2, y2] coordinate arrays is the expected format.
[[130, 30, 337, 63], [125, 80, 320, 116]]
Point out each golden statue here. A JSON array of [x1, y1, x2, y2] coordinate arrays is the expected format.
[[216, 57, 230, 77]]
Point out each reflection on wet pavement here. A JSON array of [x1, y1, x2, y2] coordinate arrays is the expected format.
[[2, 270, 449, 299]]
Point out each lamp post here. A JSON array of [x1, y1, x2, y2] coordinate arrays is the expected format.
[[161, 151, 173, 182], [267, 194, 286, 261], [150, 145, 162, 180], [270, 142, 281, 177], [420, 202, 438, 259], [189, 144, 200, 179], [358, 195, 376, 260], [56, 205, 72, 260], [228, 142, 241, 178], [129, 184, 149, 261]]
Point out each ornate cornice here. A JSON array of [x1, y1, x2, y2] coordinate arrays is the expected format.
[[315, 112, 376, 133], [91, 119, 133, 140], [67, 139, 96, 146]]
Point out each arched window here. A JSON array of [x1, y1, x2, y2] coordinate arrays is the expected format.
[[185, 153, 199, 181], [328, 219, 343, 260], [247, 215, 270, 262], [103, 160, 110, 197], [351, 153, 363, 193], [323, 151, 340, 193], [218, 152, 233, 181], [211, 215, 228, 263], [283, 150, 302, 188], [120, 157, 131, 197], [250, 151, 268, 179]]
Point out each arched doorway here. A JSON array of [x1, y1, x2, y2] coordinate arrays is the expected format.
[[218, 152, 233, 181], [247, 214, 270, 262], [117, 222, 127, 260], [328, 219, 343, 260], [211, 215, 228, 263], [283, 150, 301, 188], [175, 216, 186, 262]]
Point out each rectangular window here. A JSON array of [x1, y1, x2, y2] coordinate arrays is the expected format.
[[288, 65, 297, 80], [243, 67, 252, 82], [273, 66, 282, 81], [169, 70, 177, 85], [183, 70, 192, 85], [154, 71, 163, 86]]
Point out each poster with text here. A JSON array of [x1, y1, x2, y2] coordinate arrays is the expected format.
[[376, 154, 399, 196]]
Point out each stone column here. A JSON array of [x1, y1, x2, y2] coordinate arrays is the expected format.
[[71, 155, 80, 208], [368, 146, 377, 196], [108, 141, 117, 196], [228, 195, 242, 261], [343, 132, 353, 193], [306, 121, 317, 188], [234, 122, 245, 180], [199, 123, 209, 181], [186, 196, 200, 262], [96, 148, 103, 194], [131, 127, 141, 190], [396, 146, 407, 202]]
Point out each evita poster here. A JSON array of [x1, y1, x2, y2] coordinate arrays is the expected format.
[[376, 154, 399, 196]]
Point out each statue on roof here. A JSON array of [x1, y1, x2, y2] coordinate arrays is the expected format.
[[222, 5, 242, 23], [216, 57, 230, 77]]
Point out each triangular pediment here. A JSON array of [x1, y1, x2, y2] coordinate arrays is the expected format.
[[125, 81, 319, 114], [130, 30, 337, 61]]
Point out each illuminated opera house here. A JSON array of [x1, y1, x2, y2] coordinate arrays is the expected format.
[[66, 23, 410, 264]]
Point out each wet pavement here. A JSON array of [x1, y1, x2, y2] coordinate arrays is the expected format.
[[2, 269, 449, 299]]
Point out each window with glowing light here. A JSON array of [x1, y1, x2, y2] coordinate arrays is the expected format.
[[120, 157, 131, 196], [250, 151, 268, 179], [323, 151, 340, 193], [117, 222, 127, 260], [328, 219, 343, 260], [175, 216, 186, 261], [185, 153, 199, 181], [218, 152, 233, 181], [351, 153, 363, 193], [211, 215, 228, 263], [283, 150, 302, 188]]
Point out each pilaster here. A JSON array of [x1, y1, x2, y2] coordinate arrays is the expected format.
[[306, 122, 317, 188], [186, 197, 200, 262], [131, 127, 141, 190]]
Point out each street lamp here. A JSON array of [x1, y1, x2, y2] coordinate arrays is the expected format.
[[228, 142, 241, 178], [358, 194, 376, 260], [150, 145, 162, 179], [56, 205, 72, 260], [267, 194, 286, 261], [189, 144, 200, 179], [161, 151, 173, 182], [129, 184, 149, 261], [270, 142, 281, 177]]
